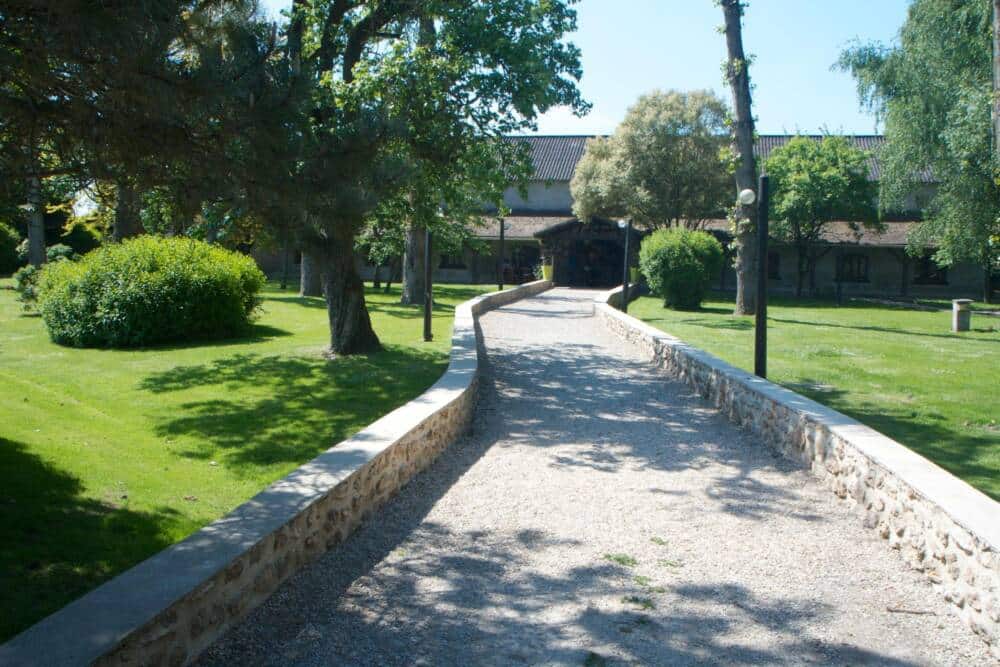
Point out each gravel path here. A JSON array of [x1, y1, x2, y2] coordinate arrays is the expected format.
[[200, 289, 993, 666]]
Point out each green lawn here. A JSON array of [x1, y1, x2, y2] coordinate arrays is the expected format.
[[629, 295, 1000, 501], [0, 280, 490, 641]]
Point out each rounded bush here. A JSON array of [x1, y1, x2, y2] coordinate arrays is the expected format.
[[46, 243, 77, 263], [0, 222, 20, 275], [37, 236, 266, 347], [639, 228, 724, 310]]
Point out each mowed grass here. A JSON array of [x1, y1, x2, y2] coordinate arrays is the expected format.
[[630, 295, 1000, 500], [0, 280, 490, 640]]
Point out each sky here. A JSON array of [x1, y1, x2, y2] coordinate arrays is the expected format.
[[258, 0, 910, 135]]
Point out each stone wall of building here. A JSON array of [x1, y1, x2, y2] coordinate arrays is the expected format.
[[0, 280, 553, 667], [597, 289, 1000, 659]]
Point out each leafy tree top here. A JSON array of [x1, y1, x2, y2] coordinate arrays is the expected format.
[[570, 89, 731, 230]]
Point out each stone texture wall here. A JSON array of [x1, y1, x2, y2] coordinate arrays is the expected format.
[[596, 293, 1000, 659], [0, 280, 552, 667]]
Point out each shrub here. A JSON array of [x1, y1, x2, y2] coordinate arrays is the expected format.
[[37, 236, 266, 347], [639, 228, 724, 310], [13, 264, 40, 308], [46, 243, 77, 263], [0, 222, 20, 275]]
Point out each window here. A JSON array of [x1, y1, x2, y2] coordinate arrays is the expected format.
[[767, 251, 781, 280], [837, 253, 869, 283], [913, 254, 948, 285], [439, 252, 466, 270]]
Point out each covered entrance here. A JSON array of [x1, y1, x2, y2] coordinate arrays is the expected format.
[[534, 217, 635, 288]]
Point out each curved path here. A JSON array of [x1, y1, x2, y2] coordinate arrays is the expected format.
[[201, 289, 991, 666]]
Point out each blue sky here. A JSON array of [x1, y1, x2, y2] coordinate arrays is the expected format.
[[259, 0, 909, 135]]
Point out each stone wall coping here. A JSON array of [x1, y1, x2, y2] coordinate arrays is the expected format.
[[596, 287, 1000, 553], [0, 280, 551, 667]]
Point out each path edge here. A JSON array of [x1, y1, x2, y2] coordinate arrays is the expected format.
[[0, 280, 552, 667], [596, 286, 999, 658]]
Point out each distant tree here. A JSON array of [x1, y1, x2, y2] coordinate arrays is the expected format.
[[720, 0, 759, 315], [570, 90, 730, 230], [839, 0, 1000, 302], [765, 136, 879, 296]]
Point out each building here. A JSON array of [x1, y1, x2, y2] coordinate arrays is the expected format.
[[348, 135, 986, 298]]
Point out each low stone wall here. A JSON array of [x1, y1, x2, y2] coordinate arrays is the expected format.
[[0, 280, 552, 667], [596, 288, 1000, 659]]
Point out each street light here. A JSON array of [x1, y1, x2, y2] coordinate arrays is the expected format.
[[618, 218, 632, 313], [754, 176, 770, 378], [738, 188, 757, 206]]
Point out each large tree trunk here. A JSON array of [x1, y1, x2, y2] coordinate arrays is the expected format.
[[400, 224, 426, 305], [319, 241, 381, 355], [26, 174, 45, 267], [722, 0, 758, 315], [113, 182, 141, 241], [300, 250, 324, 297]]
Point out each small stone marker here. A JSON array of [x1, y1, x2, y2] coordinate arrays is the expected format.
[[952, 299, 973, 332]]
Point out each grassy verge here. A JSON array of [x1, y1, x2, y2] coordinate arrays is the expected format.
[[629, 294, 1000, 501], [0, 280, 490, 640]]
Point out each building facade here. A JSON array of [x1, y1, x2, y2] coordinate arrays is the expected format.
[[260, 135, 987, 298]]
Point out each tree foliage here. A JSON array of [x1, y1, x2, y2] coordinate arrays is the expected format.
[[765, 136, 879, 295], [571, 90, 730, 229], [839, 0, 999, 300]]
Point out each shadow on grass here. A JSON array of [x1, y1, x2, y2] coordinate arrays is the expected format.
[[139, 345, 447, 471], [769, 316, 1000, 344], [0, 438, 184, 641]]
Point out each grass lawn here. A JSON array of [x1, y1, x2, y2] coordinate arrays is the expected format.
[[629, 294, 1000, 501], [0, 280, 491, 641]]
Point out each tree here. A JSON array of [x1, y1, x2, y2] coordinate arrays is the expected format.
[[765, 136, 879, 296], [266, 0, 586, 354], [840, 0, 1000, 302], [570, 90, 730, 230], [720, 0, 758, 315]]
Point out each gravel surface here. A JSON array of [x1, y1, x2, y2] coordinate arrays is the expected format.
[[199, 289, 994, 666]]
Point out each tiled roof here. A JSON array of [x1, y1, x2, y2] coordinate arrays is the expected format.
[[701, 219, 916, 246], [508, 134, 931, 184], [506, 135, 594, 181]]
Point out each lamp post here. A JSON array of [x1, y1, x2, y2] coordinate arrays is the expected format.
[[497, 217, 505, 291], [618, 218, 632, 313]]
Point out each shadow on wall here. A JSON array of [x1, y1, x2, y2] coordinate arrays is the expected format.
[[198, 339, 925, 666], [0, 438, 183, 640]]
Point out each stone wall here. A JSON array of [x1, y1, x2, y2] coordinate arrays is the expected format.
[[0, 280, 553, 667], [596, 288, 1000, 659]]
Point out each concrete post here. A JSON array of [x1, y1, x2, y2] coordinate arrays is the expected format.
[[952, 299, 973, 332]]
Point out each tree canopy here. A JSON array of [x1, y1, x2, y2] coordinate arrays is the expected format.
[[839, 0, 999, 301], [571, 90, 730, 230]]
